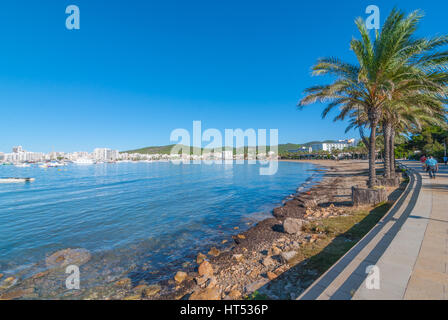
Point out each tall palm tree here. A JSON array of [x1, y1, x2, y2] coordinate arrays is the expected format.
[[299, 8, 448, 187]]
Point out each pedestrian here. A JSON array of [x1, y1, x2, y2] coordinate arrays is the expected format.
[[425, 156, 439, 179], [443, 155, 448, 166], [420, 155, 427, 170]]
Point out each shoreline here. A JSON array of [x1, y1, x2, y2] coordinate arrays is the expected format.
[[0, 160, 399, 300], [153, 160, 373, 300]]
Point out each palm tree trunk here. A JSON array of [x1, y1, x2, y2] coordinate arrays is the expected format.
[[382, 122, 392, 178], [390, 128, 396, 177], [368, 115, 379, 188]]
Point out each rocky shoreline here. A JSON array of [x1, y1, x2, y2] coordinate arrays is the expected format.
[[1, 160, 398, 300]]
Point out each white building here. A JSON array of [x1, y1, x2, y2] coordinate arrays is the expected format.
[[222, 150, 233, 160], [93, 148, 119, 161], [310, 138, 358, 152], [12, 146, 23, 153]]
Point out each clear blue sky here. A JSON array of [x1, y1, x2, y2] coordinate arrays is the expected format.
[[1, 0, 447, 152]]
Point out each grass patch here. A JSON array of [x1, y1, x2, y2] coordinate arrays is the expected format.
[[246, 290, 270, 300], [295, 201, 392, 275]]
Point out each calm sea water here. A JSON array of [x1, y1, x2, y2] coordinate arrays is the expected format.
[[0, 161, 320, 291]]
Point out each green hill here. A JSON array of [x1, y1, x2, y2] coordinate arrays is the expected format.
[[122, 141, 340, 155]]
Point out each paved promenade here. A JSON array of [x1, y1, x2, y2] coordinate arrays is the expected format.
[[298, 161, 448, 300]]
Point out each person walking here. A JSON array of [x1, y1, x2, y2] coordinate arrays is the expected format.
[[443, 155, 448, 166], [420, 155, 427, 170], [425, 156, 439, 179]]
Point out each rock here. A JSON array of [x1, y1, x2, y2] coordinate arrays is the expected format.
[[208, 247, 220, 257], [133, 284, 148, 294], [271, 246, 282, 255], [45, 248, 91, 268], [233, 254, 244, 262], [206, 277, 217, 288], [245, 279, 269, 294], [227, 290, 242, 300], [114, 278, 131, 287], [262, 256, 275, 268], [281, 251, 298, 264], [0, 287, 34, 300], [198, 261, 214, 277], [249, 270, 259, 278], [32, 271, 49, 279], [0, 277, 17, 290], [274, 265, 288, 274], [196, 253, 207, 264], [195, 276, 208, 286], [283, 218, 303, 234], [174, 271, 188, 283], [189, 287, 221, 300], [266, 271, 277, 280], [144, 284, 161, 297]]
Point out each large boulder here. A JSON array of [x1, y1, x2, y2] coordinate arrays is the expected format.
[[282, 218, 303, 234], [45, 248, 91, 268], [198, 261, 214, 277], [174, 271, 188, 283]]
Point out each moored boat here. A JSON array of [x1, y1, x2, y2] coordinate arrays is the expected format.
[[0, 177, 35, 183]]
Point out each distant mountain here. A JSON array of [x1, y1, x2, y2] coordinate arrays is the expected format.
[[123, 144, 203, 155], [123, 141, 340, 155]]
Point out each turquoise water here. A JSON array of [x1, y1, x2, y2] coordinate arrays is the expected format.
[[0, 161, 320, 288]]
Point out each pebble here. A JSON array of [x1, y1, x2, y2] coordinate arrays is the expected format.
[[227, 289, 242, 299], [196, 253, 207, 264], [144, 285, 161, 297], [189, 287, 221, 300], [208, 247, 220, 257], [281, 251, 298, 264], [271, 246, 282, 255], [233, 254, 244, 262], [114, 278, 131, 287], [266, 271, 277, 280], [262, 256, 275, 268]]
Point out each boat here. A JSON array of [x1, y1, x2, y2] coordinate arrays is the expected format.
[[0, 177, 35, 183], [73, 158, 95, 165], [47, 161, 66, 167], [14, 163, 31, 168]]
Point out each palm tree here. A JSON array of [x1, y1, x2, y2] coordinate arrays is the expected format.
[[299, 8, 448, 187]]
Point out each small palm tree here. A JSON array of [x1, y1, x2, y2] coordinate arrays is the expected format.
[[299, 8, 448, 187]]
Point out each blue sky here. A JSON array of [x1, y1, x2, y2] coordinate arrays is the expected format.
[[0, 0, 447, 152]]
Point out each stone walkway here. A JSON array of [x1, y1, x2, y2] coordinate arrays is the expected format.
[[298, 161, 448, 300]]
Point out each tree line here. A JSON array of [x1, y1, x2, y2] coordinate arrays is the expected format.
[[299, 8, 448, 188]]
